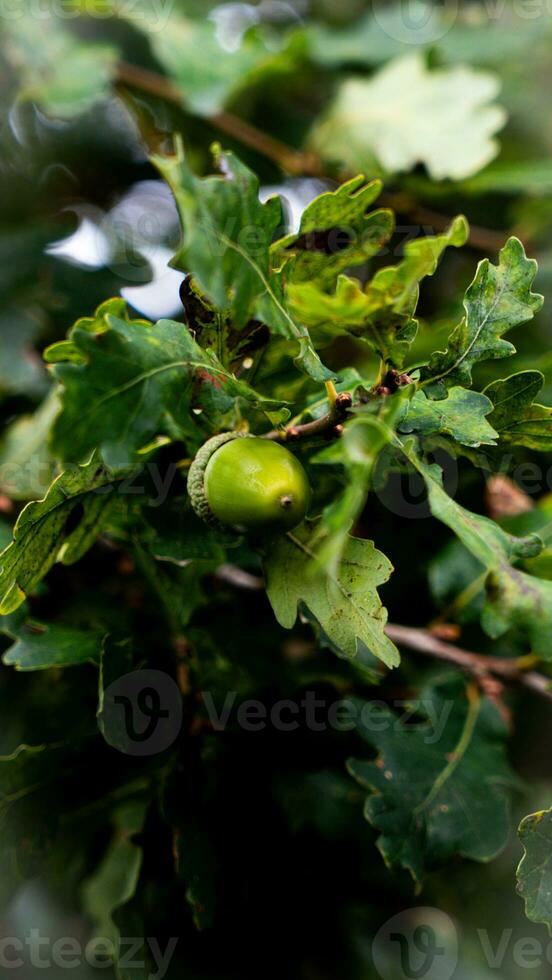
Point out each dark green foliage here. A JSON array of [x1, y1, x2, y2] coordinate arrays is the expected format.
[[3, 4, 552, 977]]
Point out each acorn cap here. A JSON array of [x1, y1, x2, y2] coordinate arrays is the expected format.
[[187, 431, 248, 529]]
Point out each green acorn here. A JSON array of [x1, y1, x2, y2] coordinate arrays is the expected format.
[[188, 432, 311, 533]]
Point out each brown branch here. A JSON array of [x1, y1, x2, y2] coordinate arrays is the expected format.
[[116, 61, 319, 177], [115, 60, 507, 254], [263, 391, 352, 442], [385, 623, 552, 702], [204, 562, 552, 702]]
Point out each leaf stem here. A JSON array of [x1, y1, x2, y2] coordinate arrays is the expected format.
[[325, 380, 339, 406], [263, 391, 352, 442], [415, 681, 480, 814], [430, 572, 487, 626]]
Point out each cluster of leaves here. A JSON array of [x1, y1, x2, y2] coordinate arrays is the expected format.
[[3, 2, 552, 976]]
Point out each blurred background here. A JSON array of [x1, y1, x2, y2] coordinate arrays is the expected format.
[[3, 0, 552, 977]]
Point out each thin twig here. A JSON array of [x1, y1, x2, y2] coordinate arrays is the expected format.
[[385, 623, 552, 702], [264, 391, 352, 442], [115, 61, 507, 254], [116, 61, 319, 176], [206, 561, 552, 701]]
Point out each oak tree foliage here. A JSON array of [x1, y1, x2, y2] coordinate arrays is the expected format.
[[2, 3, 552, 976]]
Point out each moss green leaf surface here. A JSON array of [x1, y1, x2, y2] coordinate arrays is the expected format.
[[48, 298, 288, 469], [517, 808, 552, 935], [420, 237, 543, 398], [485, 371, 552, 451], [155, 145, 332, 381], [404, 442, 552, 657], [288, 215, 467, 365], [264, 522, 399, 668], [349, 678, 517, 882], [401, 387, 498, 448]]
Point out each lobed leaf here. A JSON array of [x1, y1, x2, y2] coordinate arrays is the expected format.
[[400, 387, 498, 448], [517, 808, 552, 935], [309, 53, 505, 181], [0, 456, 122, 615], [485, 371, 552, 451], [403, 441, 552, 657], [349, 678, 518, 882], [48, 298, 288, 469], [420, 237, 543, 398], [154, 145, 333, 381], [274, 175, 393, 286], [263, 521, 399, 669], [2, 620, 103, 671], [288, 216, 467, 366]]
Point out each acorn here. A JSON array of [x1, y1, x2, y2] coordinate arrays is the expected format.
[[188, 432, 311, 533]]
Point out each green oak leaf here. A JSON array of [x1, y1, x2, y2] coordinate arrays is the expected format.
[[306, 2, 543, 69], [82, 800, 148, 952], [288, 216, 467, 366], [3, 13, 117, 118], [309, 53, 505, 180], [0, 456, 122, 615], [400, 388, 498, 448], [312, 392, 409, 574], [263, 522, 399, 668], [0, 741, 86, 907], [47, 298, 288, 469], [274, 175, 394, 285], [154, 144, 281, 328], [0, 390, 59, 501], [517, 808, 552, 934], [1, 620, 103, 671], [402, 441, 552, 657], [348, 678, 517, 882], [119, 2, 302, 116], [420, 237, 543, 398], [174, 819, 217, 931], [485, 371, 552, 451], [0, 306, 47, 398], [154, 144, 332, 381], [462, 160, 552, 196]]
